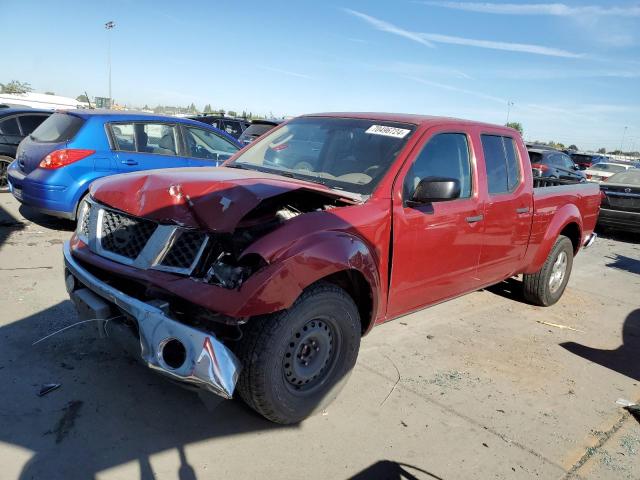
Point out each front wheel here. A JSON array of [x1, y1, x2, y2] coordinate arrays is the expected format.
[[523, 235, 574, 306], [0, 155, 13, 192], [235, 283, 361, 424]]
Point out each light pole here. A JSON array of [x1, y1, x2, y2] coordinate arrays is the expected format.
[[105, 21, 115, 109], [506, 100, 514, 124], [619, 125, 627, 153]]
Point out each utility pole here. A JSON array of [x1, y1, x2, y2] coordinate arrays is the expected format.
[[506, 100, 514, 124], [105, 21, 115, 109]]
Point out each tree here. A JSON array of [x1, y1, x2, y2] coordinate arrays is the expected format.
[[568, 144, 578, 151], [142, 104, 150, 111], [0, 80, 32, 94], [228, 110, 237, 117], [505, 122, 523, 134], [218, 108, 226, 116], [44, 91, 55, 95], [188, 102, 197, 113], [76, 94, 89, 102], [597, 147, 606, 154], [203, 104, 212, 113]]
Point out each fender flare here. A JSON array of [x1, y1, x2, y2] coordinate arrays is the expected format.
[[239, 230, 381, 325], [524, 203, 582, 274]]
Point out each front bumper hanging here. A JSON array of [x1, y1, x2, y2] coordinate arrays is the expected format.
[[63, 241, 241, 399]]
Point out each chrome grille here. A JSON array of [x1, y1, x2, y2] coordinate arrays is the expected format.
[[160, 231, 207, 269], [100, 209, 157, 260], [79, 198, 208, 275]]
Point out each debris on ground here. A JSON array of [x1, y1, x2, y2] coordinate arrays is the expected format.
[[536, 320, 584, 332], [38, 383, 61, 397]]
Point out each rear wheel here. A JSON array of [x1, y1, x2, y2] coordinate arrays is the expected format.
[[523, 235, 574, 306], [235, 283, 361, 424], [0, 155, 13, 192]]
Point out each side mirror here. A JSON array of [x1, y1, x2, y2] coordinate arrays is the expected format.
[[408, 177, 460, 205]]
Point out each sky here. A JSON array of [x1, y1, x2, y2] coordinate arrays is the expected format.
[[1, 0, 639, 151]]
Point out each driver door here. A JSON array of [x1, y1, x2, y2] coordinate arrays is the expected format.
[[386, 129, 484, 318]]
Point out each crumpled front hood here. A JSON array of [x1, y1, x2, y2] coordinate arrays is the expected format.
[[90, 167, 349, 232]]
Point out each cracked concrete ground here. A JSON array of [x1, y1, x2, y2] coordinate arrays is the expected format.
[[1, 194, 639, 480]]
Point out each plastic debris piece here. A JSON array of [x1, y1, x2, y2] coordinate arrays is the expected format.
[[38, 383, 61, 397]]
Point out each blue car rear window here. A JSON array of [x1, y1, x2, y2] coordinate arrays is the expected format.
[[30, 113, 85, 143]]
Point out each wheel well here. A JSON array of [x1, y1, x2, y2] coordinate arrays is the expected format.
[[316, 270, 374, 334], [560, 222, 581, 253]]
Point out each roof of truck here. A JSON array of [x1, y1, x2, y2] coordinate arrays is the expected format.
[[304, 112, 515, 131]]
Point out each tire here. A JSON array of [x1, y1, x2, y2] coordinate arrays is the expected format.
[[523, 235, 574, 306], [235, 282, 361, 424], [0, 155, 14, 193]]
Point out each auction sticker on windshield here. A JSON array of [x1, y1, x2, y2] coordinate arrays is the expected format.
[[365, 125, 411, 138]]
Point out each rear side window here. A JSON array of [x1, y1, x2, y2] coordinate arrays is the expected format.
[[30, 113, 85, 142], [481, 135, 521, 194], [404, 133, 472, 200], [18, 115, 48, 135], [110, 123, 178, 156], [0, 117, 20, 135]]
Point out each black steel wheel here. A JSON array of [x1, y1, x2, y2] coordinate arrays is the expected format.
[[235, 282, 361, 424]]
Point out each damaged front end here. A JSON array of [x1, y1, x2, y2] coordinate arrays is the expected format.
[[63, 241, 240, 398], [65, 171, 356, 398]]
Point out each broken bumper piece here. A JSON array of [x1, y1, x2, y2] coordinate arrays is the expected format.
[[62, 241, 241, 399]]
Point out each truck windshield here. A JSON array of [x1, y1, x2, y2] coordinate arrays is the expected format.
[[228, 117, 416, 195]]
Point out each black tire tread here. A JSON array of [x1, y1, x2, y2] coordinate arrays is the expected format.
[[523, 235, 573, 306], [234, 282, 359, 423]]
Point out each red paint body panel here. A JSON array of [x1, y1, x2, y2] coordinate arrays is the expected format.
[[70, 114, 601, 334]]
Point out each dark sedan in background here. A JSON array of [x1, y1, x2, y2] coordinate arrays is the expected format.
[[188, 115, 249, 139], [528, 148, 586, 182], [598, 169, 640, 233], [0, 107, 52, 191], [238, 119, 282, 145], [570, 152, 608, 170]]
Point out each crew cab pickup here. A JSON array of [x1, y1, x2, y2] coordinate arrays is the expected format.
[[63, 113, 601, 424]]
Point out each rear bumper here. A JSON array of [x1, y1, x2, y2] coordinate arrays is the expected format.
[[7, 162, 76, 218], [63, 241, 241, 399], [598, 208, 640, 233]]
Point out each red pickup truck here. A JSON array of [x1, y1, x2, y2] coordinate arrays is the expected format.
[[63, 113, 600, 424]]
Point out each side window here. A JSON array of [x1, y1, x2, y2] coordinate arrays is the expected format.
[[111, 123, 136, 151], [139, 123, 178, 156], [481, 135, 520, 194], [503, 137, 521, 190], [0, 117, 20, 135], [18, 115, 48, 135], [110, 123, 178, 155], [404, 133, 472, 200], [184, 126, 239, 160]]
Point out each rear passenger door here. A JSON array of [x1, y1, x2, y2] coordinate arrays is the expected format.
[[476, 134, 532, 285], [110, 122, 186, 172]]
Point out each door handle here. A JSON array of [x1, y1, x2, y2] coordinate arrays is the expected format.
[[121, 159, 138, 166], [465, 215, 483, 223], [516, 207, 530, 214]]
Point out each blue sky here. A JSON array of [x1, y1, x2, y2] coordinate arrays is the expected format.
[[2, 0, 639, 150]]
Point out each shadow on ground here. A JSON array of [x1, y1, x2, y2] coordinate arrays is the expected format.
[[595, 227, 640, 245], [605, 254, 640, 275], [561, 308, 640, 382], [348, 460, 444, 479], [18, 204, 75, 231], [484, 277, 526, 303], [0, 301, 288, 480]]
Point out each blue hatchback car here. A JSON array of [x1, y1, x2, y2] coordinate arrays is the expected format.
[[7, 110, 241, 219]]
